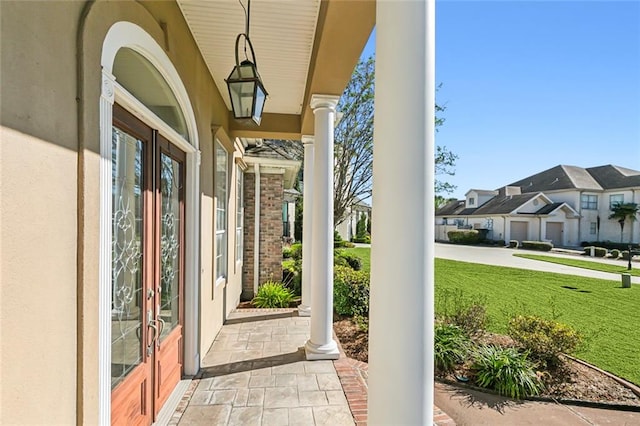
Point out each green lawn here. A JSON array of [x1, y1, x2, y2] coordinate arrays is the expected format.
[[342, 247, 371, 273], [513, 253, 640, 277], [341, 247, 640, 385]]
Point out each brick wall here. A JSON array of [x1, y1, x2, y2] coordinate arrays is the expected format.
[[242, 171, 285, 300]]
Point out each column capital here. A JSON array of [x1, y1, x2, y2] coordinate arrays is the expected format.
[[310, 94, 340, 112], [301, 135, 315, 145]]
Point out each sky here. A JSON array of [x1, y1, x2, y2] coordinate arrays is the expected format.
[[361, 0, 640, 200]]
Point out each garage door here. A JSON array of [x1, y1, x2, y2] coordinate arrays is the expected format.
[[510, 221, 528, 242], [546, 222, 563, 246]]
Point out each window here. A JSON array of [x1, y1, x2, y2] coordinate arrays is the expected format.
[[215, 142, 228, 282], [469, 197, 475, 206], [590, 222, 597, 235], [609, 194, 624, 209], [580, 194, 597, 210], [235, 166, 243, 263]]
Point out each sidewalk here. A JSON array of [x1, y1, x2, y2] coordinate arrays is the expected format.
[[169, 309, 455, 425]]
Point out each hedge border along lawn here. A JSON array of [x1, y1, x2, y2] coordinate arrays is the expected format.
[[435, 258, 640, 385], [514, 253, 640, 277]]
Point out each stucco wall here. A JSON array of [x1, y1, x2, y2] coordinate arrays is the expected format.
[[1, 0, 242, 423], [1, 1, 83, 424]]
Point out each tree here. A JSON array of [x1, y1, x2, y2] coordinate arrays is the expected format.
[[608, 202, 639, 243], [276, 58, 457, 225], [333, 56, 375, 225], [435, 195, 458, 210], [435, 85, 458, 195], [332, 57, 458, 225]]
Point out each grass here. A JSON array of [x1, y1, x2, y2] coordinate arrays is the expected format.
[[513, 253, 640, 277], [342, 247, 371, 273], [435, 258, 640, 385], [338, 247, 640, 385]]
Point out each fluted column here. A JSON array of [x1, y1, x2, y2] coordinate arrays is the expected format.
[[305, 95, 340, 360], [368, 0, 436, 424], [298, 135, 315, 317]]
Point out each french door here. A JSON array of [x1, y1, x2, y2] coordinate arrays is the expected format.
[[110, 104, 185, 425]]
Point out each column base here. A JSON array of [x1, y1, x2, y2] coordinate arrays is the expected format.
[[304, 339, 340, 360], [298, 304, 311, 317]]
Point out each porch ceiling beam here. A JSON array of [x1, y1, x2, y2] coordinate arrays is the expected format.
[[228, 112, 301, 140], [300, 0, 376, 135]]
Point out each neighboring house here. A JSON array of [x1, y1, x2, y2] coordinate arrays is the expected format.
[[336, 197, 372, 241], [436, 164, 640, 246], [283, 188, 301, 241]]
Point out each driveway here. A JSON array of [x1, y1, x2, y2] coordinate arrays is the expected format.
[[434, 243, 640, 284]]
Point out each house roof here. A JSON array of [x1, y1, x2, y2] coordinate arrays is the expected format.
[[509, 164, 640, 193], [586, 165, 640, 189], [472, 193, 539, 215], [436, 193, 540, 216], [436, 200, 465, 216], [534, 202, 564, 215]]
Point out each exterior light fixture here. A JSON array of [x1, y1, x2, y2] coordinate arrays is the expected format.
[[225, 0, 268, 125]]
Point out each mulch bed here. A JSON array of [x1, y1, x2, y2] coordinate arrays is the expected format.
[[333, 317, 640, 407]]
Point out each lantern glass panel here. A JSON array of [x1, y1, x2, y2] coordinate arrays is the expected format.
[[253, 84, 266, 125], [229, 79, 257, 119]]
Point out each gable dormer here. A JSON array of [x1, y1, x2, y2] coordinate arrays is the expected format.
[[465, 189, 498, 208]]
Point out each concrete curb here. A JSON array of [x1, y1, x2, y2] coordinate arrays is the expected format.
[[436, 377, 640, 413]]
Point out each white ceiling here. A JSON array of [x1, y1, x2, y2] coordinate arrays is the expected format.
[[177, 0, 321, 116]]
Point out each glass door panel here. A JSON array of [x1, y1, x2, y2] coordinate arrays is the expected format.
[[158, 152, 182, 341], [110, 127, 145, 389]]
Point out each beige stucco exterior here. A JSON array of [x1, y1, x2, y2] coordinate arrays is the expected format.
[[0, 0, 374, 423]]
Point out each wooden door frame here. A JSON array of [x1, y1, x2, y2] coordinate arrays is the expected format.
[[153, 135, 187, 415]]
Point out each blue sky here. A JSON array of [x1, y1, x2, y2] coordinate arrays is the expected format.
[[362, 0, 640, 199]]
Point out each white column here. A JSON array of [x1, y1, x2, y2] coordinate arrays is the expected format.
[[368, 0, 435, 424], [298, 135, 315, 317], [305, 95, 340, 360]]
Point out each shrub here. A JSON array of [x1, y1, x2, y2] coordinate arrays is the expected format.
[[282, 259, 302, 296], [282, 246, 293, 258], [333, 265, 369, 317], [521, 241, 553, 251], [434, 323, 471, 372], [334, 240, 352, 248], [582, 241, 639, 251], [508, 315, 582, 367], [334, 250, 362, 270], [583, 246, 607, 257], [252, 281, 294, 308], [472, 345, 542, 399], [447, 230, 481, 244], [290, 243, 303, 260], [508, 240, 519, 249], [435, 288, 488, 336], [622, 250, 631, 261], [610, 249, 621, 259]]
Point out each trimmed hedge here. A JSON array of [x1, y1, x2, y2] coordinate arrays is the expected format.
[[448, 230, 482, 244], [508, 240, 519, 249], [521, 241, 553, 252], [610, 249, 621, 259], [583, 246, 607, 257], [581, 241, 640, 251]]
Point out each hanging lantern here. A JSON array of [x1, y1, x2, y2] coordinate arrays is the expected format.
[[225, 0, 268, 125]]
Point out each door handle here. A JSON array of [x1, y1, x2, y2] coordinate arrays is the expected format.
[[147, 320, 158, 356], [147, 308, 159, 355], [155, 316, 165, 347]]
